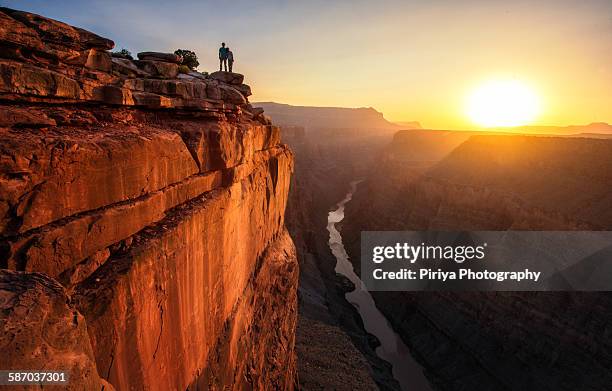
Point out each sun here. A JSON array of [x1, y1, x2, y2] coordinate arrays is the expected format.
[[466, 79, 541, 127]]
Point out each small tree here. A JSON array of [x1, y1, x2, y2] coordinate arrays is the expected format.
[[112, 48, 133, 60], [174, 49, 199, 70]]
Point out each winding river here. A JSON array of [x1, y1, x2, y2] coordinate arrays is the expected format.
[[327, 180, 432, 391]]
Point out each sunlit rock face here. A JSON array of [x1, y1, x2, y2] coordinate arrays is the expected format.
[[0, 7, 297, 390], [0, 270, 110, 391], [342, 129, 612, 391]]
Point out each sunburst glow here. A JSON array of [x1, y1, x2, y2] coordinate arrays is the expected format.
[[467, 79, 541, 127]]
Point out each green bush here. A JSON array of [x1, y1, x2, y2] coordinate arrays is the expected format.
[[174, 49, 199, 70], [111, 48, 133, 60], [178, 65, 190, 74]]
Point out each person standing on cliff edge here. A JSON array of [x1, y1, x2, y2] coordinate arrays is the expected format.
[[227, 47, 234, 72], [219, 42, 229, 71]]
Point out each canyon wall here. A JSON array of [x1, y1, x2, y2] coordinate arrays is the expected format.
[[0, 7, 297, 390], [281, 124, 399, 389], [343, 130, 612, 390]]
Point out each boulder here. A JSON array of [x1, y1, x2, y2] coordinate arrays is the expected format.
[[111, 57, 150, 77], [235, 83, 252, 97], [209, 71, 244, 85], [137, 51, 182, 63], [135, 60, 179, 79], [219, 84, 247, 105]]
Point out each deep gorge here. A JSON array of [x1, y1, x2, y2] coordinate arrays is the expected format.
[[341, 130, 612, 391]]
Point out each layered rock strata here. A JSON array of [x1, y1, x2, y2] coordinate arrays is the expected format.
[[0, 7, 297, 390]]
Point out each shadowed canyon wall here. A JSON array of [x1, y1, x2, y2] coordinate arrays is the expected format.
[[343, 129, 612, 390], [0, 7, 297, 390], [278, 116, 401, 389]]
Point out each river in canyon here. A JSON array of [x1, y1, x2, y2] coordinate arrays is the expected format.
[[327, 180, 432, 391]]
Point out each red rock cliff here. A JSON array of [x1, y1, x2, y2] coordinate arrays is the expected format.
[[0, 7, 297, 390]]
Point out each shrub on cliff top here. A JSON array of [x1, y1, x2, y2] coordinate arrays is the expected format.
[[178, 65, 190, 74], [111, 48, 133, 60], [174, 49, 199, 70]]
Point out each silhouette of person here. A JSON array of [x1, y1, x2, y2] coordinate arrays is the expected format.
[[227, 48, 234, 73], [219, 42, 229, 72]]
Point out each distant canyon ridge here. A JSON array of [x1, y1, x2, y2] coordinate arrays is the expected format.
[[255, 101, 611, 137]]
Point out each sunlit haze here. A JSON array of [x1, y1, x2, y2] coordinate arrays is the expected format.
[[467, 80, 540, 127], [6, 0, 611, 129]]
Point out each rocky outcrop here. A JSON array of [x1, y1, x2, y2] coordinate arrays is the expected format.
[[209, 71, 245, 85], [0, 7, 297, 390], [0, 7, 257, 115]]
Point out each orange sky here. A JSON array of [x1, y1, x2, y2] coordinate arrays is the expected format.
[[246, 1, 612, 129], [11, 0, 612, 129]]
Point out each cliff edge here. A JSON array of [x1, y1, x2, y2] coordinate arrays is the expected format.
[[0, 7, 297, 390]]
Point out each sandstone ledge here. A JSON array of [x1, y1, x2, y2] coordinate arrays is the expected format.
[[0, 7, 265, 122]]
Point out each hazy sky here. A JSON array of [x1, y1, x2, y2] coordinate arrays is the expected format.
[[3, 0, 611, 128]]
